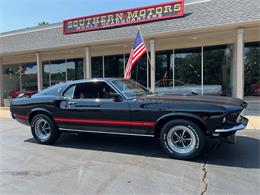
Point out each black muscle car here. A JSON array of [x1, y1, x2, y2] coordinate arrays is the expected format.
[[10, 78, 248, 159]]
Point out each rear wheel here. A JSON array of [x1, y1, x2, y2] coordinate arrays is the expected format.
[[31, 114, 60, 144], [160, 119, 205, 159]]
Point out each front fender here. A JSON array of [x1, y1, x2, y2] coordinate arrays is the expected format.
[[156, 112, 208, 132]]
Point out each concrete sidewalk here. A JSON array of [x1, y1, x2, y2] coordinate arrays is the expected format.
[[0, 107, 10, 118], [1, 108, 259, 130]]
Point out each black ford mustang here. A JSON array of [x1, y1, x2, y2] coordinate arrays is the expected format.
[[10, 78, 248, 159]]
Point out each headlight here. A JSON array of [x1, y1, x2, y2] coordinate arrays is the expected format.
[[226, 111, 241, 124]]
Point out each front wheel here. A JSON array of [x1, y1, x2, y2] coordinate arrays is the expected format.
[[160, 119, 205, 160], [31, 114, 60, 144]]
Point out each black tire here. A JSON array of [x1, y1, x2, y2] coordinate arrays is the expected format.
[[160, 119, 205, 160], [31, 114, 60, 144]]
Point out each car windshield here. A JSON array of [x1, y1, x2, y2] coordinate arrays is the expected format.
[[111, 79, 150, 99]]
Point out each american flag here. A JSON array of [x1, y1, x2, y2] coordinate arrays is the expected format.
[[124, 31, 147, 79], [17, 65, 27, 75]]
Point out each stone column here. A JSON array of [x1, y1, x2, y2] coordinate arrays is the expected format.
[[36, 52, 43, 91], [85, 47, 92, 79], [232, 29, 244, 99], [150, 40, 156, 93]]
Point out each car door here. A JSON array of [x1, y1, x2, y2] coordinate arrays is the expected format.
[[56, 81, 132, 134]]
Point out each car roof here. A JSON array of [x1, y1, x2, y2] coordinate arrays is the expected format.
[[66, 78, 124, 85]]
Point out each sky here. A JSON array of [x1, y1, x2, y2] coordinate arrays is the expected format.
[[0, 0, 194, 33]]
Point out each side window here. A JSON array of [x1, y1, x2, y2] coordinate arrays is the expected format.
[[73, 82, 116, 99], [63, 85, 75, 99]]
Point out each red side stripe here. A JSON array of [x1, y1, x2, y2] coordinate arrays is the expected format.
[[16, 114, 28, 120], [54, 117, 155, 127]]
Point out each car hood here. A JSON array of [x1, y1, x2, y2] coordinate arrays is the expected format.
[[137, 94, 247, 108]]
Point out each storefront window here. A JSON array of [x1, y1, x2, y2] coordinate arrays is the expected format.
[[3, 63, 37, 98], [67, 58, 84, 81], [155, 50, 173, 88], [43, 62, 50, 88], [43, 58, 83, 88], [154, 48, 202, 93], [49, 60, 66, 86], [203, 45, 231, 96], [91, 54, 148, 87], [131, 54, 148, 87], [21, 63, 37, 92], [3, 64, 20, 98], [155, 46, 231, 96], [104, 55, 124, 78], [175, 47, 201, 85], [92, 57, 103, 78], [244, 42, 260, 97]]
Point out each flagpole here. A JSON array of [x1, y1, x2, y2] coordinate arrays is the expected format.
[[138, 28, 152, 66], [19, 65, 22, 92], [138, 28, 153, 89], [124, 29, 151, 80]]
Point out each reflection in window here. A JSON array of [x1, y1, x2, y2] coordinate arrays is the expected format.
[[155, 48, 201, 95], [21, 63, 37, 91], [175, 47, 201, 86], [104, 55, 124, 78], [204, 45, 231, 96], [67, 59, 84, 81], [155, 46, 232, 96], [91, 54, 148, 87], [43, 63, 51, 88], [92, 57, 103, 78], [156, 51, 173, 87], [49, 60, 66, 86], [244, 42, 260, 97], [131, 54, 148, 87], [2, 63, 37, 99], [3, 64, 20, 98], [43, 58, 83, 88]]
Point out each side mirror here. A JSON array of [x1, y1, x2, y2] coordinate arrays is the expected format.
[[109, 92, 122, 102]]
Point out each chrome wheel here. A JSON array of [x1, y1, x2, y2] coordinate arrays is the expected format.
[[34, 118, 51, 141], [167, 125, 196, 154]]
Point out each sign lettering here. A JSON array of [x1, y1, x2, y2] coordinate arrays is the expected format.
[[63, 0, 184, 35]]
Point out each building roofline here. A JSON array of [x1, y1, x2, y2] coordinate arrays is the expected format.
[[0, 19, 259, 57], [0, 22, 62, 37], [0, 0, 212, 37]]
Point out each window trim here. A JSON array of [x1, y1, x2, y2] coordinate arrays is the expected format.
[[63, 84, 76, 99], [62, 80, 125, 100]]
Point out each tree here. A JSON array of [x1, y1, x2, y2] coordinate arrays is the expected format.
[[38, 21, 49, 26]]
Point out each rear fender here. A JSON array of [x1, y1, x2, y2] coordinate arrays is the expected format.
[[28, 108, 53, 124]]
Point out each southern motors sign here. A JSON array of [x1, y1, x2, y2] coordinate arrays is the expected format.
[[63, 0, 184, 35]]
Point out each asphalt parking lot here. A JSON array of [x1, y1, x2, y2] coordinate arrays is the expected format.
[[0, 116, 259, 195]]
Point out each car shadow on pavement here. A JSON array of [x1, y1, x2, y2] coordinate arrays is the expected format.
[[25, 133, 260, 169]]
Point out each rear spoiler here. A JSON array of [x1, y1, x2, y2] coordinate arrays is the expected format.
[[17, 92, 36, 98]]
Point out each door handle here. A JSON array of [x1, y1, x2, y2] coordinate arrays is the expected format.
[[75, 104, 100, 108], [85, 105, 100, 107], [68, 101, 77, 106]]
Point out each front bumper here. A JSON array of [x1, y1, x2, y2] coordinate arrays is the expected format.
[[215, 116, 248, 133]]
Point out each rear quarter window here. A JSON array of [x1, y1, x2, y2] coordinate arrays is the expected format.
[[63, 85, 76, 99], [34, 83, 67, 96]]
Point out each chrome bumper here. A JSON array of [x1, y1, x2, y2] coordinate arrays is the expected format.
[[215, 116, 248, 133]]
